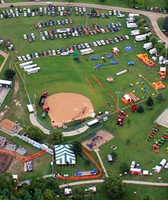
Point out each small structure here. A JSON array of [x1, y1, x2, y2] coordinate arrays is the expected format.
[[64, 186, 72, 196], [107, 76, 114, 83], [112, 47, 120, 55], [0, 79, 12, 88], [152, 81, 165, 90], [0, 119, 20, 135], [107, 154, 113, 164], [27, 104, 34, 113]]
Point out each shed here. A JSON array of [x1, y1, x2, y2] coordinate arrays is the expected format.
[[27, 104, 34, 113], [0, 79, 12, 88], [0, 119, 19, 135]]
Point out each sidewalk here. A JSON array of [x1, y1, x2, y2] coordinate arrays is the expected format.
[[29, 113, 89, 136]]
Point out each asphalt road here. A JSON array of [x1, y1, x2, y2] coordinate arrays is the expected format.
[[0, 2, 168, 47]]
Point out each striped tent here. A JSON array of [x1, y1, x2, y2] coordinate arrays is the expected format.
[[55, 144, 76, 166]]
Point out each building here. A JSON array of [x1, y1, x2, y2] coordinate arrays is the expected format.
[[0, 79, 12, 88]]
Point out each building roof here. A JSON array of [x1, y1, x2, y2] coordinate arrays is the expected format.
[[0, 119, 17, 131], [55, 144, 76, 165], [0, 79, 12, 85]]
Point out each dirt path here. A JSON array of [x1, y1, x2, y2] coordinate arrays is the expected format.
[[0, 50, 8, 73], [0, 2, 167, 47]]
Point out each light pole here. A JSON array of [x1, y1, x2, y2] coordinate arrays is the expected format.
[[33, 93, 37, 114], [115, 90, 122, 110]]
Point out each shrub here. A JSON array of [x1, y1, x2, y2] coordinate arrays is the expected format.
[[137, 105, 144, 113]]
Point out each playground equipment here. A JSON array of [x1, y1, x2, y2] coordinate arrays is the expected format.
[[112, 47, 120, 55], [116, 110, 128, 126], [159, 67, 166, 77], [116, 69, 128, 76], [131, 104, 137, 112], [137, 53, 154, 67], [41, 106, 49, 118], [122, 92, 140, 104], [152, 81, 165, 90], [39, 91, 48, 106]]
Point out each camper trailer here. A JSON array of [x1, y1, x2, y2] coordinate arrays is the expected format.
[[149, 48, 157, 55], [128, 13, 139, 18], [27, 67, 40, 74], [126, 23, 138, 29], [19, 61, 33, 68], [130, 29, 140, 36], [143, 42, 153, 50]]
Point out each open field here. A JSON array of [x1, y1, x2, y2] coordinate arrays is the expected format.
[[0, 3, 168, 199]]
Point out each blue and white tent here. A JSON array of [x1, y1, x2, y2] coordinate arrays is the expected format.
[[55, 144, 76, 166]]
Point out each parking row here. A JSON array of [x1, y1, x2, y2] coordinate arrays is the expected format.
[[24, 22, 122, 42], [0, 6, 125, 19], [34, 18, 73, 28], [17, 34, 130, 61]]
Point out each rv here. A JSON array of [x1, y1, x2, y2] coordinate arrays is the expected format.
[[135, 34, 150, 42], [149, 48, 157, 55], [128, 13, 139, 18], [87, 119, 99, 126], [80, 48, 94, 55], [143, 42, 153, 50], [126, 22, 138, 29], [130, 29, 140, 36]]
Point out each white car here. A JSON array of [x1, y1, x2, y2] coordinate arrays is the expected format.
[[17, 56, 23, 61], [26, 54, 31, 60], [52, 49, 56, 56], [130, 161, 136, 168], [23, 34, 27, 39], [93, 42, 97, 47]]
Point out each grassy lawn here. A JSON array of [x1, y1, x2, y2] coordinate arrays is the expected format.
[[0, 4, 168, 199]]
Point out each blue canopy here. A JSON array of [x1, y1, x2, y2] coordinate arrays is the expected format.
[[106, 53, 113, 58], [91, 56, 99, 60], [95, 63, 102, 69]]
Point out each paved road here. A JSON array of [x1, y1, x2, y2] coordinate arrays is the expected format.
[[0, 2, 167, 47], [59, 179, 168, 188]]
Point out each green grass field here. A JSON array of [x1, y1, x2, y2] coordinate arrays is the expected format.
[[0, 4, 168, 199]]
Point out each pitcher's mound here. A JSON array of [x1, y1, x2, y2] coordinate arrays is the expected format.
[[44, 93, 94, 128]]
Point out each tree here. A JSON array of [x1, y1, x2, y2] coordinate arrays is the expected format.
[[43, 178, 60, 195], [27, 126, 45, 142], [136, 105, 144, 113], [71, 141, 82, 155], [163, 16, 168, 31], [129, 0, 144, 8], [150, 36, 158, 45], [49, 129, 63, 144], [154, 42, 165, 54], [119, 162, 129, 174], [111, 151, 117, 159], [99, 0, 106, 3], [43, 189, 59, 200], [103, 176, 125, 200], [4, 69, 16, 79], [157, 93, 164, 102], [146, 96, 154, 108], [139, 27, 147, 34], [143, 194, 154, 200], [0, 173, 16, 193]]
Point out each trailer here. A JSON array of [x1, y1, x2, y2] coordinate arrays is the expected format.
[[126, 17, 135, 23], [135, 34, 147, 41], [27, 67, 40, 74], [23, 64, 38, 71], [128, 13, 139, 18], [149, 48, 157, 55], [126, 22, 138, 29], [87, 119, 99, 126], [143, 42, 153, 50], [80, 48, 94, 55], [19, 61, 33, 68], [130, 29, 140, 36]]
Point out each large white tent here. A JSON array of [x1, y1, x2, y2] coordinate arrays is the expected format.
[[55, 144, 76, 166]]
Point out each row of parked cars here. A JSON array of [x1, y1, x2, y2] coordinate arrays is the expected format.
[[38, 22, 122, 41], [34, 18, 73, 28], [17, 34, 130, 62]]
